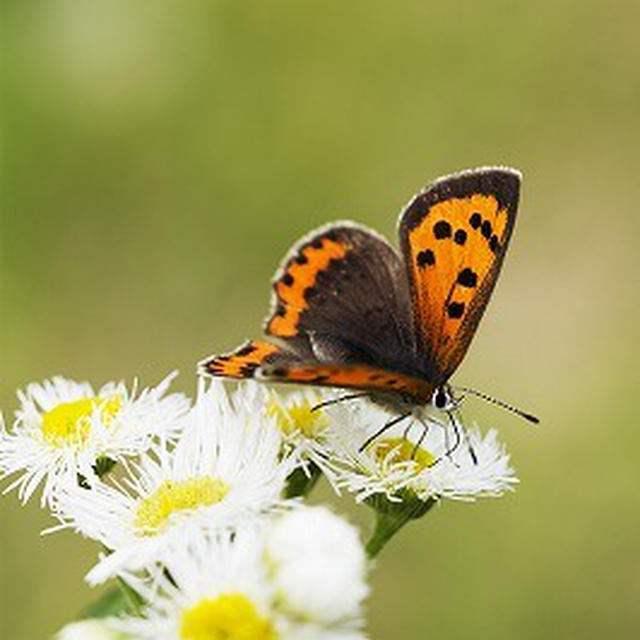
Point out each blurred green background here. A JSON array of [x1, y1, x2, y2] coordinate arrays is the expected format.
[[2, 1, 639, 638]]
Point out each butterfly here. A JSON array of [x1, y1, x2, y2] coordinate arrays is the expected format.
[[199, 167, 538, 430]]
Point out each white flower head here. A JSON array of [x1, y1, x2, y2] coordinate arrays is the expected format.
[[0, 373, 190, 507], [110, 526, 369, 640], [56, 619, 125, 640], [57, 380, 294, 584], [264, 389, 341, 486], [325, 400, 518, 503], [265, 505, 369, 627], [110, 532, 278, 640]]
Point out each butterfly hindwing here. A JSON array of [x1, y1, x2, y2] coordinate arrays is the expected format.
[[199, 340, 282, 379], [259, 360, 433, 402], [200, 338, 433, 401], [398, 167, 521, 383], [265, 223, 415, 366]]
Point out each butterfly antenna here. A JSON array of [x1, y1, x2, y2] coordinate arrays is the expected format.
[[454, 386, 540, 424]]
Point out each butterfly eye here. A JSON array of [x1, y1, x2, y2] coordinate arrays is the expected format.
[[433, 388, 449, 410], [431, 386, 458, 412]]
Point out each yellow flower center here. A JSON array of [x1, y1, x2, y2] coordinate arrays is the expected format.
[[374, 437, 436, 471], [180, 593, 278, 640], [134, 477, 229, 536], [41, 396, 122, 447], [266, 395, 328, 438]]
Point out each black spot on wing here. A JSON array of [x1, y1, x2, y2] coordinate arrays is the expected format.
[[457, 268, 478, 288], [433, 220, 452, 239], [469, 212, 482, 229], [239, 363, 259, 377], [447, 302, 465, 319], [416, 249, 436, 268], [454, 229, 467, 245], [234, 343, 256, 357]]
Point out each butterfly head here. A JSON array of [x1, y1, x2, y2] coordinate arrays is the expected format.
[[430, 385, 460, 413]]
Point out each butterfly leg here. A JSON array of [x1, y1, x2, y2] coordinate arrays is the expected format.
[[415, 414, 458, 467], [417, 413, 460, 468], [438, 414, 452, 459], [448, 409, 477, 465], [402, 420, 414, 443], [411, 418, 430, 459], [443, 412, 462, 459], [358, 411, 412, 452], [311, 392, 370, 413]]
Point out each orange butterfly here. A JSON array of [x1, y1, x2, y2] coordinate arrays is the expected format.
[[200, 167, 538, 432]]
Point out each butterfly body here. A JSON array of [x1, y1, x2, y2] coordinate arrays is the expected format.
[[200, 167, 522, 413]]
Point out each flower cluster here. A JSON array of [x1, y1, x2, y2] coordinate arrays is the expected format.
[[0, 372, 189, 507], [0, 372, 518, 639]]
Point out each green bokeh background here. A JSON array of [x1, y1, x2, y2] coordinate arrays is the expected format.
[[2, 1, 639, 638]]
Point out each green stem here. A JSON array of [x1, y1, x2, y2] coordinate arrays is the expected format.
[[284, 463, 322, 498], [365, 493, 437, 558]]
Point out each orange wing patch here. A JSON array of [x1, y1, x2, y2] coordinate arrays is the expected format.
[[266, 234, 348, 337], [199, 340, 280, 379], [401, 178, 518, 379], [408, 193, 507, 343], [260, 362, 434, 404]]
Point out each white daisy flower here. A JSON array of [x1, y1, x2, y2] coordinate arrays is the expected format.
[[265, 505, 369, 628], [57, 380, 294, 585], [0, 372, 190, 507], [110, 532, 278, 640], [110, 528, 369, 640], [56, 619, 125, 640], [325, 400, 518, 503], [264, 389, 342, 496]]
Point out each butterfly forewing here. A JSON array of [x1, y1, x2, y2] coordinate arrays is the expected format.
[[264, 224, 416, 367], [398, 168, 521, 383]]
